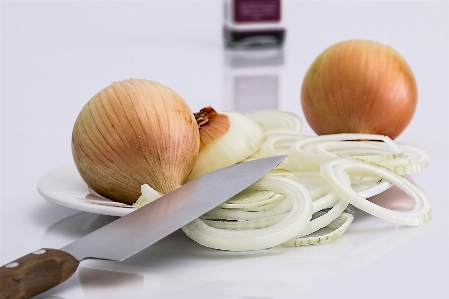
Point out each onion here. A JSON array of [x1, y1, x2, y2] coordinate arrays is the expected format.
[[301, 40, 417, 139], [194, 107, 230, 151], [72, 79, 200, 205], [186, 111, 266, 181]]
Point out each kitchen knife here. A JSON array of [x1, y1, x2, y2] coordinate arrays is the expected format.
[[0, 155, 285, 299]]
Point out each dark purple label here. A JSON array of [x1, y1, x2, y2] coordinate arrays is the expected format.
[[234, 0, 281, 23]]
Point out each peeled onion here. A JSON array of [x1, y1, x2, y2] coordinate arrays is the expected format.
[[72, 79, 200, 205], [186, 111, 266, 182], [301, 40, 417, 139]]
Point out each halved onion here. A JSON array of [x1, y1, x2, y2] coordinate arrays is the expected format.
[[187, 112, 266, 181]]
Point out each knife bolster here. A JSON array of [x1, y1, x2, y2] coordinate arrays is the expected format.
[[0, 248, 79, 299]]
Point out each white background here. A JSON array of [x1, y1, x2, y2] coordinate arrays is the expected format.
[[1, 1, 448, 298]]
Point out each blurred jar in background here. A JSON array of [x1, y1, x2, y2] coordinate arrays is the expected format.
[[223, 0, 285, 48], [223, 47, 284, 113]]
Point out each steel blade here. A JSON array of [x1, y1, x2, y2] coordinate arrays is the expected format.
[[61, 156, 285, 261]]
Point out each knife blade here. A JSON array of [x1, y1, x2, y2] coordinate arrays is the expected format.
[[0, 155, 285, 299]]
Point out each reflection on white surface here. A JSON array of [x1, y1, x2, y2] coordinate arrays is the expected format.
[[38, 185, 427, 298], [40, 213, 118, 249], [223, 47, 284, 113], [79, 267, 144, 297]]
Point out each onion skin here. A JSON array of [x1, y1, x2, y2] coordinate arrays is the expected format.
[[72, 79, 200, 205], [194, 107, 230, 151], [301, 40, 417, 139]]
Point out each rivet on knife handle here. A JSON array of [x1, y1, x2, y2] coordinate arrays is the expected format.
[[0, 248, 79, 299]]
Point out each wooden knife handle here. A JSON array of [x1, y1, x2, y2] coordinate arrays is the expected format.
[[0, 248, 79, 299]]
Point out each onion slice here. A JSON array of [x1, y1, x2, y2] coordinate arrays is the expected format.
[[320, 159, 432, 226], [246, 110, 303, 134], [267, 171, 333, 200], [219, 193, 286, 210], [201, 213, 287, 230], [222, 190, 275, 204], [260, 135, 309, 157], [287, 133, 402, 171], [302, 198, 348, 236], [312, 141, 402, 161], [282, 212, 354, 246], [132, 184, 162, 208], [312, 191, 341, 213], [202, 195, 293, 221], [366, 144, 430, 175], [259, 134, 310, 170], [243, 132, 309, 168], [182, 176, 313, 251]]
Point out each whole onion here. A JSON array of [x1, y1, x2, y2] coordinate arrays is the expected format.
[[72, 79, 200, 205], [301, 40, 417, 139]]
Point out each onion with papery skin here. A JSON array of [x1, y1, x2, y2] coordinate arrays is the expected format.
[[186, 111, 266, 182], [194, 107, 230, 151], [72, 79, 200, 205], [301, 40, 417, 139]]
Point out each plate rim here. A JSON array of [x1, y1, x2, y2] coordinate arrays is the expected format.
[[37, 163, 133, 217]]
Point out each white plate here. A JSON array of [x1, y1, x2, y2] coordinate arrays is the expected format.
[[37, 163, 392, 217], [38, 164, 134, 217]]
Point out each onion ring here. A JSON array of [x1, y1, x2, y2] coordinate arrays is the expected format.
[[320, 159, 432, 226]]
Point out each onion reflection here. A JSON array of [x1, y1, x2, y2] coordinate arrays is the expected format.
[[79, 267, 144, 297]]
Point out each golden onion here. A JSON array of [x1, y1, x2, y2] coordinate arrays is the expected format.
[[301, 40, 417, 139], [72, 79, 200, 205]]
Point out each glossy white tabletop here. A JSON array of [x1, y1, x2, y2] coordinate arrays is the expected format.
[[1, 1, 448, 298]]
